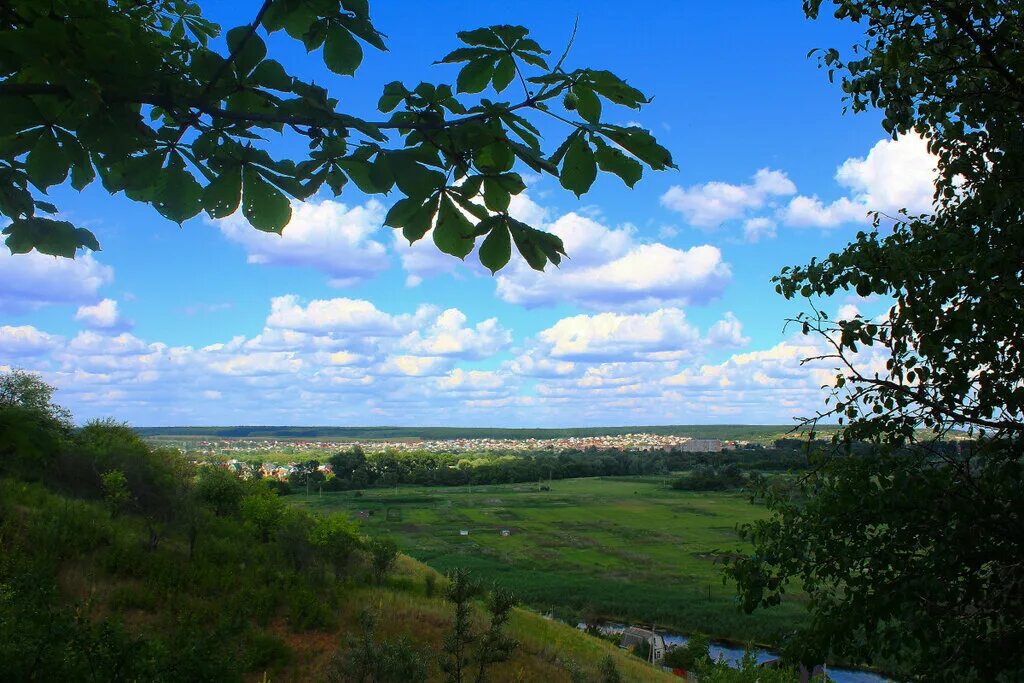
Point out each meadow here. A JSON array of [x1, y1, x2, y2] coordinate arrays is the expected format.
[[291, 475, 807, 645]]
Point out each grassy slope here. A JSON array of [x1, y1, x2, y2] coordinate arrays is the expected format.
[[1, 478, 673, 682], [290, 476, 807, 645]]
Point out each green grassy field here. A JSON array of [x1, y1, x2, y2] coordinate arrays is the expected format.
[[291, 476, 806, 645]]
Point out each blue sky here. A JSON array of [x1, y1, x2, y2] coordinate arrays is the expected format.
[[0, 1, 938, 427]]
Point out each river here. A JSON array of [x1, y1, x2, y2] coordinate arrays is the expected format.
[[581, 623, 893, 682]]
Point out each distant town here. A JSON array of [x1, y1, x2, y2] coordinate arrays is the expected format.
[[154, 433, 741, 458]]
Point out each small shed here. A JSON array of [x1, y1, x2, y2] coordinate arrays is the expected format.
[[619, 627, 666, 662], [459, 529, 469, 536]]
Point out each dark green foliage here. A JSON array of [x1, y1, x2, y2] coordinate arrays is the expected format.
[[310, 512, 362, 580], [100, 469, 131, 517], [285, 583, 337, 631], [439, 570, 518, 683], [0, 370, 449, 681], [0, 369, 71, 476], [663, 634, 712, 671], [440, 568, 481, 683], [276, 508, 317, 573], [368, 537, 399, 585], [728, 1, 1024, 679], [598, 655, 623, 683], [670, 464, 745, 491], [329, 609, 430, 683], [0, 1, 671, 273], [241, 488, 286, 542], [243, 442, 815, 493], [473, 586, 518, 682], [195, 466, 245, 516], [0, 368, 72, 428]]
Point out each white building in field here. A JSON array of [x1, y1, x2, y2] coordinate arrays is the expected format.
[[678, 439, 722, 453], [619, 627, 666, 662]]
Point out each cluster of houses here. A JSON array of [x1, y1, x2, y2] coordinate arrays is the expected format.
[[209, 458, 333, 482], [171, 434, 737, 459]]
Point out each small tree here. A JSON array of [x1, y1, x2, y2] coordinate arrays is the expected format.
[[100, 469, 131, 518], [0, 368, 72, 428], [368, 537, 398, 586], [194, 466, 244, 516], [440, 568, 481, 683], [310, 513, 361, 580], [473, 586, 518, 683], [440, 570, 518, 683], [240, 488, 285, 543], [275, 508, 316, 573], [330, 609, 429, 683]]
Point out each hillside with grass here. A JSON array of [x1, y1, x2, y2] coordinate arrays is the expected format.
[[1, 370, 725, 682], [3, 479, 684, 682]]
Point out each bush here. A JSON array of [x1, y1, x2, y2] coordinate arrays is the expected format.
[[241, 488, 286, 543], [286, 584, 336, 632], [599, 655, 622, 683], [663, 634, 712, 671], [329, 609, 430, 683], [368, 537, 398, 585], [309, 513, 361, 580], [670, 464, 745, 491], [239, 628, 292, 672], [275, 508, 316, 574], [195, 467, 245, 516]]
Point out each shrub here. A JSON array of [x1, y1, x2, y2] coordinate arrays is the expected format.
[[286, 584, 336, 632], [598, 655, 622, 683], [101, 469, 132, 517], [241, 488, 286, 543], [368, 537, 398, 586], [195, 467, 244, 516], [240, 628, 292, 672], [275, 508, 316, 574], [309, 513, 361, 580], [670, 464, 745, 491], [329, 609, 430, 683], [663, 634, 712, 671]]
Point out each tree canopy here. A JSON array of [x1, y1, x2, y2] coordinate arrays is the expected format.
[[0, 0, 673, 271], [727, 1, 1024, 679]]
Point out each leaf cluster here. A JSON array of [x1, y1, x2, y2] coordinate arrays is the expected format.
[[0, 1, 672, 273]]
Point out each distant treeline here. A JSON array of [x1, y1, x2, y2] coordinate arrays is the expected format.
[[137, 424, 814, 441], [275, 441, 825, 493]]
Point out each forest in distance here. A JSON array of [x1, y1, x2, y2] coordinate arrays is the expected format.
[[137, 424, 814, 442]]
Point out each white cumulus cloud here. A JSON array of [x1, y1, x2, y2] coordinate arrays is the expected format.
[[494, 212, 730, 311], [75, 298, 130, 331], [660, 169, 796, 227], [0, 250, 113, 313], [216, 198, 390, 286], [780, 133, 937, 228], [0, 325, 61, 357]]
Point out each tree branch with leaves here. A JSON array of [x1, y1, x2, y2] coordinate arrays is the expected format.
[[0, 0, 673, 274]]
